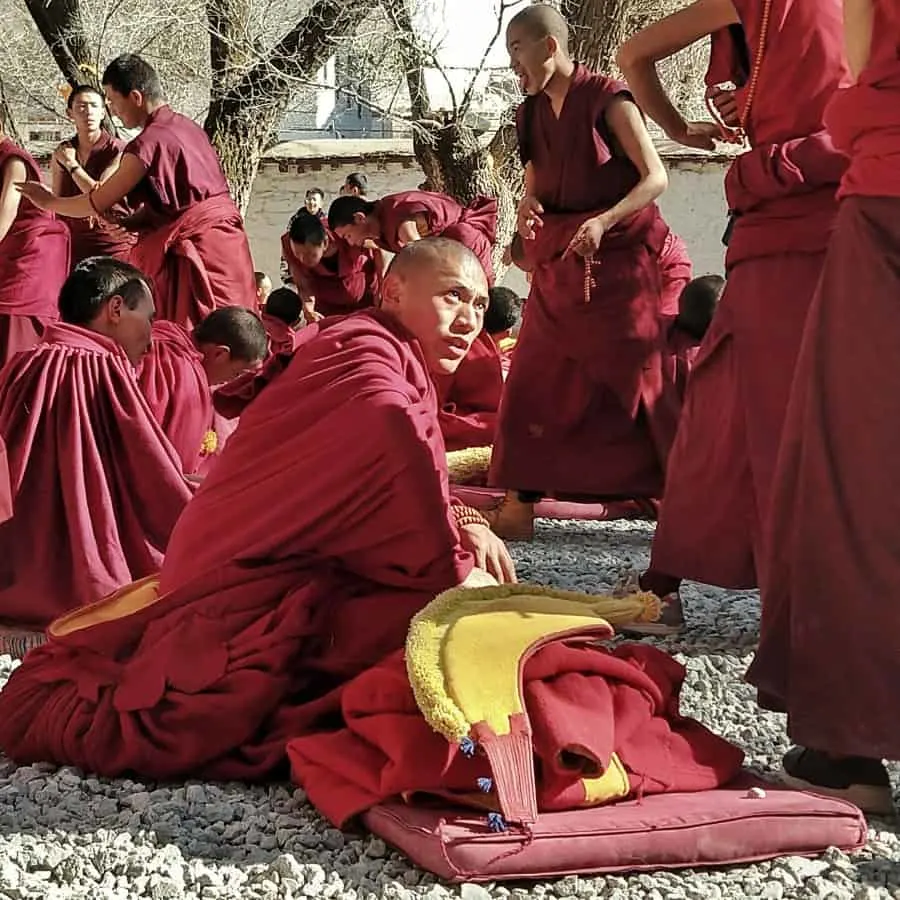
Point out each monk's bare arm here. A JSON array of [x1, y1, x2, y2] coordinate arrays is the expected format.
[[617, 0, 740, 146], [843, 0, 874, 78], [0, 158, 27, 244], [67, 154, 121, 197], [49, 157, 65, 196], [396, 218, 422, 246]]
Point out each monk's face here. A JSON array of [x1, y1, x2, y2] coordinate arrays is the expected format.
[[200, 347, 260, 386], [103, 84, 142, 129], [111, 282, 155, 364], [305, 193, 324, 215], [290, 237, 328, 269], [256, 277, 272, 304], [507, 23, 555, 96], [68, 90, 105, 133], [384, 254, 489, 376], [334, 213, 372, 247]]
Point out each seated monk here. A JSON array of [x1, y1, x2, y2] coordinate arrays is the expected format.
[[0, 239, 516, 782], [329, 190, 499, 283], [17, 54, 256, 328], [0, 128, 70, 366], [261, 287, 304, 353], [0, 257, 192, 630], [281, 209, 381, 324], [485, 285, 524, 379], [137, 309, 268, 475]]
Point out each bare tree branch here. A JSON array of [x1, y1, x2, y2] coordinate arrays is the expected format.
[[457, 0, 517, 120]]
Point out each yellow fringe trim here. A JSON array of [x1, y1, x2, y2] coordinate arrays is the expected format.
[[447, 445, 492, 484], [200, 429, 218, 455]]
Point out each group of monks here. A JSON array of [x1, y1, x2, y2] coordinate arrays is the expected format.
[[0, 0, 896, 819]]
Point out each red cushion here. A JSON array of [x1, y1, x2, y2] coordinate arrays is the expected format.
[[362, 775, 866, 882]]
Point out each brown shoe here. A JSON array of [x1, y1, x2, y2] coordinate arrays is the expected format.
[[482, 493, 535, 541], [780, 746, 895, 816]]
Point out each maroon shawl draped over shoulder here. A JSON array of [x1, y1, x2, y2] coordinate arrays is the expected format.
[[0, 324, 191, 628], [0, 311, 474, 781]]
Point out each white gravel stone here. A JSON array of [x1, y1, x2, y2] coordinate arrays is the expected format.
[[0, 520, 897, 899]]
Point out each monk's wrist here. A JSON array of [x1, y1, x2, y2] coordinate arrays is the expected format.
[[453, 505, 491, 530]]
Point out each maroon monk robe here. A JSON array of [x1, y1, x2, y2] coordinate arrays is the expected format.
[[490, 67, 681, 498], [748, 3, 900, 759], [261, 312, 301, 355], [58, 131, 136, 264], [0, 323, 192, 628], [0, 140, 70, 367], [281, 232, 380, 318], [434, 331, 503, 451], [136, 321, 213, 475], [646, 0, 849, 590], [0, 310, 474, 781], [375, 191, 498, 284], [658, 231, 692, 315], [123, 106, 256, 327]]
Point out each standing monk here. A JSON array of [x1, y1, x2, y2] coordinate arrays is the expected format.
[[0, 240, 515, 782], [50, 85, 136, 266], [329, 190, 498, 283], [0, 131, 70, 366], [617, 0, 849, 629], [488, 5, 682, 540], [746, 0, 900, 814], [17, 54, 256, 329]]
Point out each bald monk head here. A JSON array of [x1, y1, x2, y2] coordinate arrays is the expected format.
[[193, 308, 268, 385], [675, 274, 725, 341], [289, 209, 330, 268], [381, 238, 489, 376], [59, 256, 155, 365], [265, 287, 303, 328], [506, 4, 571, 96], [255, 271, 272, 306]]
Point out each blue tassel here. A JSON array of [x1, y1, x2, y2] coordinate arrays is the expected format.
[[487, 812, 507, 833], [460, 736, 476, 758], [477, 777, 493, 794]]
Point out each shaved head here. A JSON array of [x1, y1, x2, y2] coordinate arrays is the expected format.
[[386, 237, 484, 282], [508, 4, 570, 56]]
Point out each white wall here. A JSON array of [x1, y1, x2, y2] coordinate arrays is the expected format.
[[244, 155, 730, 293]]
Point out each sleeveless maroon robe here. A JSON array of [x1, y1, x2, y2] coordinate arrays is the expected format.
[[58, 131, 136, 264], [281, 232, 379, 318], [124, 106, 256, 328], [137, 321, 213, 475], [489, 68, 683, 498], [0, 140, 70, 367], [647, 0, 850, 589], [748, 1, 900, 759], [375, 191, 498, 283], [0, 324, 191, 628], [0, 311, 474, 780]]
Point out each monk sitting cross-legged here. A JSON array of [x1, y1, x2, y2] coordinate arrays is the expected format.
[[17, 54, 257, 329], [0, 238, 516, 782], [137, 308, 268, 476], [0, 257, 192, 632]]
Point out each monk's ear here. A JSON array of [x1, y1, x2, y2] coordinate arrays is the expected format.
[[129, 89, 144, 108], [380, 272, 403, 310], [107, 294, 124, 323], [352, 212, 367, 226]]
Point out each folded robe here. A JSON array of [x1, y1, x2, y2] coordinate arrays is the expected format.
[[434, 332, 503, 451], [0, 311, 475, 780], [136, 321, 213, 475], [261, 312, 301, 355], [129, 194, 256, 329], [0, 323, 192, 628], [287, 641, 744, 828]]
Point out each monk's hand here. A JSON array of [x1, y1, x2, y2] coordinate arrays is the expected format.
[[53, 142, 77, 169], [303, 304, 324, 325], [671, 121, 727, 151], [517, 195, 544, 240], [15, 181, 56, 211], [563, 215, 606, 259], [708, 86, 742, 131], [458, 523, 517, 584]]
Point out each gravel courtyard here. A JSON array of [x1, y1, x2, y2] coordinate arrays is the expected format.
[[0, 518, 897, 900]]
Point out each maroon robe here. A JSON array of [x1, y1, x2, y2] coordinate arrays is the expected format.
[[647, 0, 849, 590], [280, 232, 380, 318], [434, 331, 503, 451], [0, 324, 192, 628], [0, 311, 474, 780], [489, 68, 682, 498], [0, 140, 70, 367], [261, 312, 301, 355], [658, 231, 692, 314], [375, 191, 498, 283], [137, 321, 212, 475], [748, 3, 900, 758], [124, 106, 256, 327], [58, 131, 136, 264]]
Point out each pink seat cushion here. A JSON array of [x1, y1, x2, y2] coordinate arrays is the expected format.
[[362, 775, 866, 882]]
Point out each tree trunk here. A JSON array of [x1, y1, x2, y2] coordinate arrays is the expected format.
[[562, 0, 636, 72], [23, 0, 95, 88]]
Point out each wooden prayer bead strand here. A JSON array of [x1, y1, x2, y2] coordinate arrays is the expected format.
[[583, 255, 601, 303], [453, 505, 491, 530], [736, 0, 773, 142]]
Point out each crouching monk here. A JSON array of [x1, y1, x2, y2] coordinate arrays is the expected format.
[[0, 239, 516, 782]]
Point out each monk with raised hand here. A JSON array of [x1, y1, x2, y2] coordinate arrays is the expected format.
[[487, 4, 684, 541], [0, 129, 70, 366], [328, 190, 498, 283], [743, 0, 900, 815], [51, 85, 136, 266], [282, 209, 381, 323], [17, 54, 256, 329], [0, 257, 192, 631], [137, 308, 268, 476], [616, 0, 849, 632], [0, 238, 515, 781]]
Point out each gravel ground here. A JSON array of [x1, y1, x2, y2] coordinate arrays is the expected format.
[[0, 518, 897, 900]]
